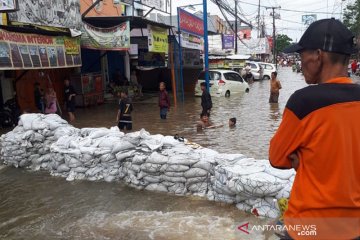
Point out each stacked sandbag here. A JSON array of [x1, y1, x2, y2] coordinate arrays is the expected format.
[[0, 113, 296, 219], [212, 159, 295, 218], [0, 114, 75, 170]]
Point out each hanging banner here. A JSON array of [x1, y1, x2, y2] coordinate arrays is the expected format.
[[8, 0, 81, 29], [178, 32, 203, 50], [178, 8, 204, 37], [141, 0, 166, 12], [0, 0, 17, 12], [81, 22, 130, 50], [147, 25, 168, 53], [222, 34, 234, 49], [0, 29, 81, 70]]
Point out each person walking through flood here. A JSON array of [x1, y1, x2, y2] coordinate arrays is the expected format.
[[200, 82, 212, 116], [158, 82, 170, 119], [64, 78, 76, 122], [269, 71, 282, 103], [351, 59, 357, 74], [269, 18, 360, 239], [44, 86, 57, 114], [116, 89, 133, 131], [34, 82, 44, 113]]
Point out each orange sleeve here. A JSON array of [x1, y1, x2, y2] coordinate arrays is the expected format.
[[269, 108, 303, 169]]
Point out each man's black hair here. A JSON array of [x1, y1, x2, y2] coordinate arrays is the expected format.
[[200, 112, 209, 118], [121, 89, 128, 95], [229, 117, 236, 124], [200, 82, 206, 87], [272, 71, 278, 77]]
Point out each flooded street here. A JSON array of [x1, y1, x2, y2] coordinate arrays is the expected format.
[[0, 68, 357, 239]]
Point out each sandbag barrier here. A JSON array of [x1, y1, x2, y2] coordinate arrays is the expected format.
[[0, 114, 295, 218]]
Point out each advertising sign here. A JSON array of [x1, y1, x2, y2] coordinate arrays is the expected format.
[[0, 29, 81, 70], [179, 32, 203, 50], [9, 0, 81, 29], [0, 0, 17, 12], [147, 25, 168, 53], [178, 8, 204, 37], [222, 34, 234, 49], [81, 22, 130, 50]]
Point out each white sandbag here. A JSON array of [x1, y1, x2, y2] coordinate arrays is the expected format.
[[162, 136, 180, 147], [72, 167, 88, 173], [146, 152, 169, 165], [143, 175, 162, 183], [167, 155, 199, 166], [168, 183, 186, 195], [104, 175, 116, 182], [187, 182, 208, 193], [145, 183, 168, 192], [161, 175, 187, 183], [184, 168, 209, 178], [140, 163, 163, 173], [19, 114, 40, 130], [192, 161, 215, 174], [57, 164, 70, 173], [132, 154, 147, 164], [265, 166, 295, 180], [160, 164, 189, 172], [31, 118, 49, 130], [164, 171, 184, 177], [112, 141, 135, 154], [186, 176, 208, 185], [79, 146, 97, 155], [115, 150, 135, 161], [214, 193, 236, 204], [275, 182, 293, 199], [213, 180, 235, 196], [236, 202, 252, 212], [88, 128, 111, 139]]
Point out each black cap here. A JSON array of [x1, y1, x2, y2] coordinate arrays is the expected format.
[[284, 18, 357, 55]]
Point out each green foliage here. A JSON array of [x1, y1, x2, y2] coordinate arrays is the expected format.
[[343, 0, 360, 35], [276, 34, 293, 53]]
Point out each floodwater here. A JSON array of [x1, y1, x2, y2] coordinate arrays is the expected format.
[[1, 68, 356, 239]]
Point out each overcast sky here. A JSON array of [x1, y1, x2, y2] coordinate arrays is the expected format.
[[167, 0, 352, 42]]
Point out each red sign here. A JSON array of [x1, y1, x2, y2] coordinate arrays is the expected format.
[[178, 8, 204, 37]]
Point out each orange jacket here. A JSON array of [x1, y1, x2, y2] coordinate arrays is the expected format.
[[269, 77, 360, 239]]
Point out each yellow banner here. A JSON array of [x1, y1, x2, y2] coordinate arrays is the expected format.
[[148, 25, 168, 53], [64, 37, 80, 55]]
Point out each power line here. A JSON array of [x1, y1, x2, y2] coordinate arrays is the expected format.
[[236, 0, 341, 14]]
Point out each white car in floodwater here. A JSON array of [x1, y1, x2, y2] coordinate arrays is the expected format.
[[194, 70, 250, 97]]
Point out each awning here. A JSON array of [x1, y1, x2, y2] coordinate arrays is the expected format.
[[83, 16, 172, 29]]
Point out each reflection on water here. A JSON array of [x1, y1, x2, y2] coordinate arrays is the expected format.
[[0, 68, 309, 239]]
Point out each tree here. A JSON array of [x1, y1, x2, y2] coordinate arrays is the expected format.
[[343, 0, 360, 35], [276, 34, 293, 53]]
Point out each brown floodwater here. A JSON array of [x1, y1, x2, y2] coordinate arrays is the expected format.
[[1, 68, 358, 239]]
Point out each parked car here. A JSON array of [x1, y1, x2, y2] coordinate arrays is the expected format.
[[241, 61, 263, 80], [259, 62, 277, 80], [194, 70, 250, 97]]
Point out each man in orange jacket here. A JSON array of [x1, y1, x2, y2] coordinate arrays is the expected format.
[[269, 18, 360, 239]]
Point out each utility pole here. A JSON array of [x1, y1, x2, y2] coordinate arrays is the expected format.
[[257, 0, 260, 38], [235, 0, 238, 54], [266, 6, 280, 66]]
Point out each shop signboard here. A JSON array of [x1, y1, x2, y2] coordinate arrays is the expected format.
[[178, 8, 204, 37], [179, 32, 203, 51], [81, 22, 130, 50], [222, 34, 234, 49], [147, 25, 168, 53], [8, 0, 81, 29], [0, 29, 81, 70]]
